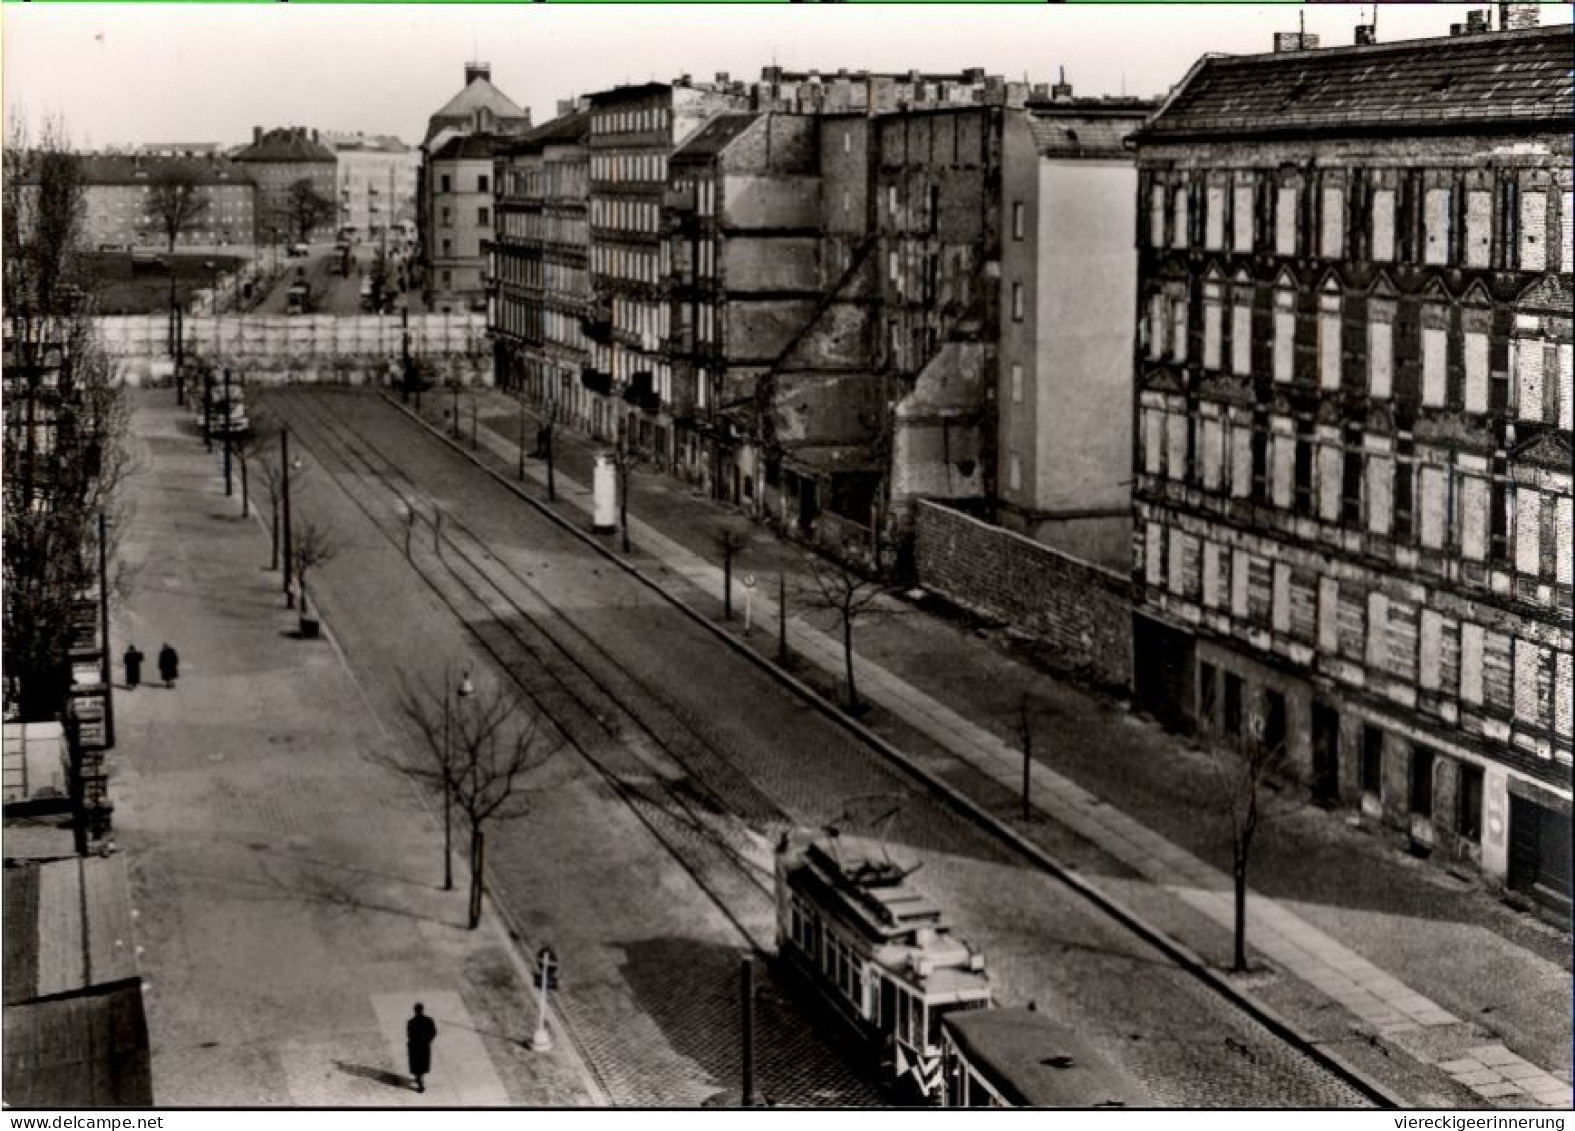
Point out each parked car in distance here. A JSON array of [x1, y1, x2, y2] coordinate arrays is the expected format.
[[287, 243, 311, 258]]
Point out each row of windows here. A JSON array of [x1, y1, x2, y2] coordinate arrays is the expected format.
[[592, 106, 671, 136], [438, 205, 489, 229], [1145, 523, 1574, 742], [677, 301, 720, 347], [611, 296, 669, 349], [591, 241, 668, 285], [503, 163, 588, 201], [498, 210, 587, 246], [590, 153, 668, 185], [437, 172, 489, 195], [496, 255, 588, 298], [1146, 288, 1573, 430], [591, 197, 661, 234], [1146, 170, 1574, 274], [1140, 397, 1574, 582], [588, 343, 673, 400]]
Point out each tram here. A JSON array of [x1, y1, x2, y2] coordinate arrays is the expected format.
[[773, 829, 993, 1100], [939, 1006, 1149, 1109]]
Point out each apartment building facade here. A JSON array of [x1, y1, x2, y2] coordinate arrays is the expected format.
[[71, 156, 257, 249], [231, 127, 337, 244], [1130, 23, 1573, 906], [328, 133, 420, 241]]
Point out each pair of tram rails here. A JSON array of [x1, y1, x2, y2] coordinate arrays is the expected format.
[[773, 829, 1147, 1109]]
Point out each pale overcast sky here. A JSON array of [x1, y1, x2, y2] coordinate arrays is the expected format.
[[3, 3, 1569, 149]]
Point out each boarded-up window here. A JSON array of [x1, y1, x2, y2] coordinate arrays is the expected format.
[[1557, 496, 1573, 587], [1144, 522, 1164, 587], [1463, 330, 1489, 414], [1271, 562, 1292, 633], [1172, 187, 1189, 249], [1233, 182, 1254, 252], [1204, 300, 1222, 370], [1419, 465, 1448, 550], [1318, 444, 1342, 522], [1321, 187, 1345, 258], [1366, 452, 1393, 534], [1205, 186, 1225, 251], [1439, 621, 1460, 698], [1460, 624, 1485, 705], [1366, 592, 1388, 668], [1165, 411, 1188, 480], [1273, 304, 1295, 384], [1515, 338, 1544, 422], [1419, 610, 1444, 691], [1231, 548, 1251, 618], [1232, 302, 1252, 376], [1423, 188, 1451, 266], [1275, 187, 1298, 256], [1371, 190, 1395, 262], [1515, 487, 1541, 576], [1289, 571, 1317, 642], [1337, 587, 1365, 661], [1482, 631, 1514, 712], [1149, 183, 1166, 248], [1319, 307, 1341, 390], [1143, 408, 1163, 475], [1271, 427, 1294, 509], [1230, 422, 1253, 499], [1465, 191, 1492, 267], [1519, 190, 1546, 271], [1368, 318, 1392, 399], [1461, 476, 1489, 561], [1180, 533, 1201, 599], [1202, 542, 1223, 608], [1387, 602, 1419, 684], [1422, 326, 1447, 407], [1171, 298, 1189, 361], [1201, 415, 1224, 491], [1317, 576, 1339, 653]]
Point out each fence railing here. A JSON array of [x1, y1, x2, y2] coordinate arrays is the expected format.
[[94, 313, 490, 362]]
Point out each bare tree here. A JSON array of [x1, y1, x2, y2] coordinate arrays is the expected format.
[[384, 673, 558, 928], [1199, 688, 1295, 973], [144, 165, 210, 254], [610, 427, 649, 554], [285, 178, 334, 244], [713, 522, 751, 621], [798, 549, 892, 715], [230, 417, 276, 521], [3, 112, 131, 722], [291, 518, 335, 621]]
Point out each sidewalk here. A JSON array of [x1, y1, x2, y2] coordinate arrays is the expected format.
[[433, 385, 1569, 1110], [105, 392, 600, 1106]]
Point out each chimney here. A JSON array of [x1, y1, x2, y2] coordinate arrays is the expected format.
[[1273, 31, 1320, 53], [1354, 23, 1377, 46], [464, 61, 491, 86], [1498, 2, 1538, 30], [1051, 65, 1073, 102], [1466, 9, 1491, 34], [312, 128, 320, 144], [253, 126, 262, 145]]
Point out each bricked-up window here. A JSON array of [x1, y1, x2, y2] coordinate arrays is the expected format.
[[1170, 291, 1189, 361], [1421, 316, 1448, 408], [1519, 190, 1547, 272], [1482, 630, 1514, 713], [1463, 323, 1490, 414], [1231, 414, 1253, 499], [1513, 640, 1555, 729], [1203, 542, 1228, 608], [1289, 570, 1318, 643], [1203, 284, 1223, 370], [1247, 555, 1274, 623], [1147, 293, 1165, 361], [1557, 496, 1573, 587], [1228, 291, 1252, 380], [1232, 178, 1254, 253], [1557, 653, 1574, 740], [1561, 343, 1574, 432], [1144, 522, 1165, 588], [1388, 601, 1419, 685], [1142, 404, 1164, 476], [1371, 188, 1396, 263], [1394, 438, 1416, 542], [1424, 187, 1452, 266], [1419, 463, 1449, 551], [1515, 486, 1542, 576], [1205, 184, 1225, 251], [1321, 184, 1345, 259], [1465, 190, 1493, 268], [1318, 429, 1342, 523], [1563, 189, 1574, 273], [1458, 763, 1483, 843], [1293, 415, 1315, 516], [1513, 337, 1546, 424], [1165, 400, 1189, 482], [1368, 303, 1394, 398], [1318, 289, 1341, 391], [1410, 747, 1435, 818], [1201, 411, 1226, 493], [1337, 587, 1365, 662], [1273, 290, 1295, 383], [1274, 184, 1298, 256], [1461, 472, 1490, 560], [1271, 417, 1295, 509]]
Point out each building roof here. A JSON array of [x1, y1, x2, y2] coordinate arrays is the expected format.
[[72, 155, 255, 187], [430, 132, 516, 162], [670, 113, 762, 163], [503, 109, 593, 157], [944, 1008, 1149, 1108], [430, 75, 528, 127], [233, 128, 336, 163], [3, 980, 153, 1107], [3, 857, 139, 1006], [1026, 111, 1146, 159], [1141, 24, 1572, 141], [588, 81, 672, 104]]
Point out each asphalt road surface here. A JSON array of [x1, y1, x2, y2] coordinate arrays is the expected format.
[[259, 386, 1374, 1108]]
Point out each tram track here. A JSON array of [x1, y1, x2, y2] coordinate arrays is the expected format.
[[267, 387, 1388, 1108]]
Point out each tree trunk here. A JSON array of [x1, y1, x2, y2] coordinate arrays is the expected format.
[[269, 508, 279, 571], [239, 459, 249, 518], [467, 828, 486, 929], [1232, 852, 1248, 973], [843, 616, 859, 713]]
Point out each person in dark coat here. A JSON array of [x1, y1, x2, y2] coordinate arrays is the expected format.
[[406, 1003, 437, 1093], [123, 645, 145, 690], [157, 643, 179, 689]]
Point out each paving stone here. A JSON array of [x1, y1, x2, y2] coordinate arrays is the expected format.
[[1455, 1070, 1507, 1087], [1498, 1062, 1554, 1082], [1471, 1082, 1527, 1099], [1468, 1045, 1527, 1067], [1438, 1059, 1488, 1074]]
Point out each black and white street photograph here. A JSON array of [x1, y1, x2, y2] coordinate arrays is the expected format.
[[2, 0, 1571, 1116]]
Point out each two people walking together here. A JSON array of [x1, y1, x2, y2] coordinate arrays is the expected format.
[[123, 643, 179, 689]]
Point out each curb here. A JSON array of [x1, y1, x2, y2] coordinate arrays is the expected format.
[[381, 390, 1408, 1109]]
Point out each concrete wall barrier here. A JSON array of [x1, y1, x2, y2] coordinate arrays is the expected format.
[[913, 498, 1133, 692]]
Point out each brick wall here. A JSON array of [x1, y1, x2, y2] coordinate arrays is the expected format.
[[914, 499, 1133, 691]]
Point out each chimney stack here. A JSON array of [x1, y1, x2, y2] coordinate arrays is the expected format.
[[1466, 9, 1491, 34], [1498, 2, 1539, 30], [1354, 23, 1377, 46], [464, 61, 491, 86], [253, 126, 262, 145], [1273, 31, 1320, 53], [1051, 65, 1073, 102]]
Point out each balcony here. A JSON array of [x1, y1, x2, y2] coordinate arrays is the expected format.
[[580, 367, 612, 395]]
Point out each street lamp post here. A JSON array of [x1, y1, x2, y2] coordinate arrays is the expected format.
[[281, 427, 295, 607], [441, 669, 475, 892], [98, 512, 114, 752], [222, 367, 233, 498]]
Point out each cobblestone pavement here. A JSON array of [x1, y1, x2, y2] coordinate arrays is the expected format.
[[105, 395, 598, 1106], [260, 387, 1373, 1106], [427, 383, 1567, 1110]]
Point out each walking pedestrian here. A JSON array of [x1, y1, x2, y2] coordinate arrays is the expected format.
[[123, 645, 145, 690], [157, 643, 180, 689], [406, 1003, 437, 1093]]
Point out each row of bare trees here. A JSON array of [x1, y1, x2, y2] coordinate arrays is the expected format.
[[146, 166, 336, 251]]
